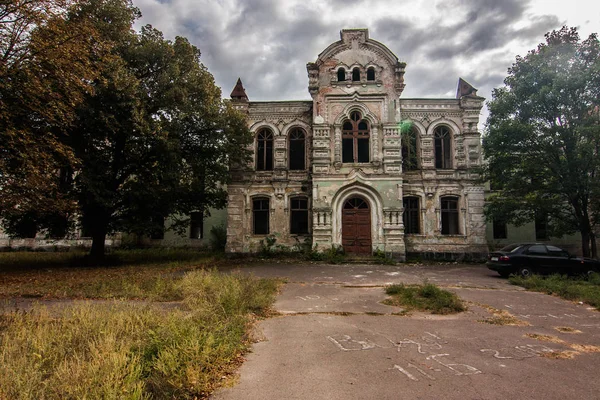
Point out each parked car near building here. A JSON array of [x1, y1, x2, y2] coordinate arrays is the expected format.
[[487, 243, 600, 278]]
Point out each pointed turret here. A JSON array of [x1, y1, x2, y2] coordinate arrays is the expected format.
[[456, 78, 478, 98], [230, 78, 249, 102]]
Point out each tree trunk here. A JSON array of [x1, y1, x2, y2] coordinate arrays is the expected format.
[[581, 230, 591, 258], [90, 225, 107, 259]]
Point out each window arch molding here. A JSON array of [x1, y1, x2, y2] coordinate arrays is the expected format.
[[333, 103, 379, 126]]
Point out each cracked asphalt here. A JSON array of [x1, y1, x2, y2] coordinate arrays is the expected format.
[[213, 262, 600, 400]]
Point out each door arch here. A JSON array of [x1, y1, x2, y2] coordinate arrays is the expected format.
[[342, 197, 372, 254]]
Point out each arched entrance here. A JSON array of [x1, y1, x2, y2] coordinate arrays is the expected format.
[[342, 197, 372, 254]]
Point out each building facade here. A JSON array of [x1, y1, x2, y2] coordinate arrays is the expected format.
[[225, 29, 488, 260]]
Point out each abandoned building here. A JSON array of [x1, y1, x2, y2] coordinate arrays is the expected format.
[[225, 29, 488, 260]]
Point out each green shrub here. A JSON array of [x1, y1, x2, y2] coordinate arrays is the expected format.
[[209, 224, 228, 252]]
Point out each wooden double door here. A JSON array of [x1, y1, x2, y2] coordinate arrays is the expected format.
[[342, 198, 372, 255]]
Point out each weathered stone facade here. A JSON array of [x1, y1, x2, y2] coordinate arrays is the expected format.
[[225, 29, 487, 260]]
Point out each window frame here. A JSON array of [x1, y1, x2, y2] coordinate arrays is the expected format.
[[402, 127, 419, 171], [190, 212, 203, 239], [440, 196, 460, 235], [342, 111, 370, 164], [256, 129, 274, 171], [403, 196, 421, 234], [434, 125, 452, 169], [252, 197, 270, 235], [289, 196, 309, 235], [492, 219, 507, 239], [288, 128, 306, 171]]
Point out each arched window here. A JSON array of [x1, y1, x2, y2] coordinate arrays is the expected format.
[[440, 196, 459, 235], [342, 111, 370, 163], [403, 197, 420, 234], [337, 68, 346, 82], [366, 67, 375, 81], [434, 125, 452, 169], [253, 197, 270, 234], [402, 127, 419, 171], [290, 197, 309, 234], [256, 129, 273, 171], [352, 67, 360, 81], [289, 128, 306, 170]]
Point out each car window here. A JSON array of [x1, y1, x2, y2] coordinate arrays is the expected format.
[[500, 244, 524, 253], [547, 245, 569, 257], [527, 245, 548, 255]]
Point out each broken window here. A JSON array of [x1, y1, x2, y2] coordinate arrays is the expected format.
[[441, 197, 459, 235], [367, 67, 375, 81], [402, 127, 419, 171], [342, 111, 370, 163], [434, 125, 452, 169], [337, 68, 346, 82], [290, 197, 309, 234], [352, 67, 360, 81], [256, 129, 273, 171], [190, 212, 203, 239], [289, 129, 306, 170], [493, 219, 507, 239], [253, 198, 270, 235], [403, 197, 420, 234]]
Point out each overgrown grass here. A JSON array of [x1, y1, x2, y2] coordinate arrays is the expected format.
[[0, 249, 218, 300], [509, 273, 600, 310], [0, 269, 279, 400], [383, 283, 466, 314]]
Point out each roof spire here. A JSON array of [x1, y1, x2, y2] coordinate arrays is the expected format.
[[230, 78, 248, 101], [456, 78, 478, 98]]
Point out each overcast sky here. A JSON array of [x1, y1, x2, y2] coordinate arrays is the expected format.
[[133, 0, 599, 126]]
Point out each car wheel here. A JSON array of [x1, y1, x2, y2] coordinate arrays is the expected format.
[[517, 267, 533, 278]]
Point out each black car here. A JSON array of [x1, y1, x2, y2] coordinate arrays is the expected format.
[[487, 243, 600, 278]]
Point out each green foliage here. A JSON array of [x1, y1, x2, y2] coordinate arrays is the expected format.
[[384, 283, 466, 314], [0, 270, 279, 399], [209, 224, 227, 252], [373, 248, 396, 265], [509, 273, 600, 310], [483, 26, 600, 257]]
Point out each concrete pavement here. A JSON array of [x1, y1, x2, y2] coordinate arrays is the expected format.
[[213, 262, 600, 400]]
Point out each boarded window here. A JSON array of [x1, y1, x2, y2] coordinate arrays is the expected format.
[[256, 129, 273, 171], [289, 129, 306, 170], [253, 198, 269, 235], [493, 219, 507, 239], [403, 197, 420, 234], [190, 212, 203, 239], [342, 111, 370, 163], [366, 67, 375, 81], [352, 67, 360, 81], [402, 127, 419, 171], [441, 197, 459, 235], [434, 126, 452, 169], [337, 68, 346, 82], [290, 197, 309, 234]]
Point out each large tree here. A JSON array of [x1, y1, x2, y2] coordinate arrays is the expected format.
[[0, 0, 107, 234], [484, 27, 600, 257]]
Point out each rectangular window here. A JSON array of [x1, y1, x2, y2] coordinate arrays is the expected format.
[[493, 219, 507, 239], [190, 212, 203, 239], [290, 198, 309, 234], [357, 138, 369, 163], [342, 138, 354, 163], [403, 197, 420, 234], [441, 197, 459, 235], [535, 214, 548, 240], [289, 139, 305, 170], [253, 198, 270, 235], [150, 216, 165, 239]]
